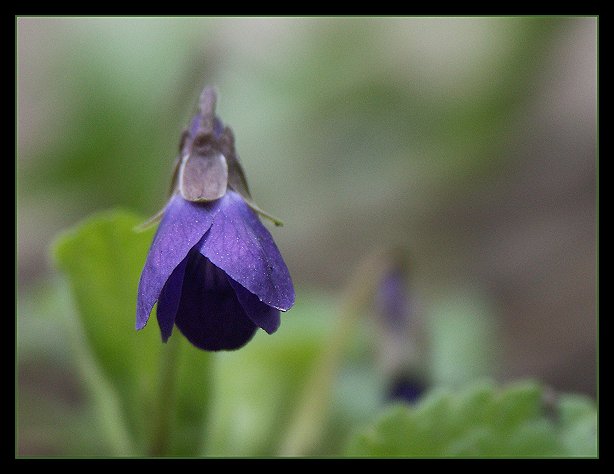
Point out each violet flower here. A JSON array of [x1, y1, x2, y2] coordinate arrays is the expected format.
[[136, 87, 294, 351]]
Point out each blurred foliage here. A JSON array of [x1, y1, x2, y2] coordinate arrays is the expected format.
[[426, 290, 500, 386], [17, 278, 102, 455], [17, 17, 596, 457], [345, 380, 597, 457], [557, 393, 598, 456], [52, 211, 212, 455]]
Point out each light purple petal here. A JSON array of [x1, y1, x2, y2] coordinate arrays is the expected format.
[[189, 115, 200, 137], [174, 254, 258, 351], [188, 115, 224, 139], [156, 256, 189, 341], [375, 268, 411, 332], [199, 191, 295, 311], [229, 280, 281, 334], [136, 195, 221, 330]]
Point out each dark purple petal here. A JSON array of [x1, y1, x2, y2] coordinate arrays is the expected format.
[[174, 253, 258, 351], [156, 256, 188, 342], [199, 191, 295, 311], [229, 280, 281, 334], [136, 195, 221, 330]]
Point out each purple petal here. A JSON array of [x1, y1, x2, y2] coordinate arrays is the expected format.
[[229, 280, 281, 334], [136, 195, 221, 330], [174, 253, 258, 351], [199, 191, 295, 311], [156, 256, 188, 341], [189, 115, 200, 137], [189, 115, 224, 139]]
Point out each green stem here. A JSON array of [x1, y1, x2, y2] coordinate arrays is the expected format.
[[148, 335, 181, 456], [277, 303, 357, 456], [278, 250, 391, 456]]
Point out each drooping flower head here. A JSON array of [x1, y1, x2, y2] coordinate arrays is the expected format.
[[136, 87, 295, 351]]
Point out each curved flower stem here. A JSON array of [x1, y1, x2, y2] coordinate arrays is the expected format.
[[277, 302, 357, 456], [278, 250, 392, 456], [148, 335, 181, 456]]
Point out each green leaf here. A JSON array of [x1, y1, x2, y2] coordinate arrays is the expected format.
[[344, 381, 597, 457], [557, 394, 597, 457], [52, 210, 212, 456]]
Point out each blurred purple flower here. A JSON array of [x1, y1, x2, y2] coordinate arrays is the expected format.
[[374, 250, 428, 404], [136, 87, 294, 351], [375, 264, 412, 333]]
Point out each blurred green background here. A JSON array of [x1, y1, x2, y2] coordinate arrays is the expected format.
[[17, 17, 596, 456]]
